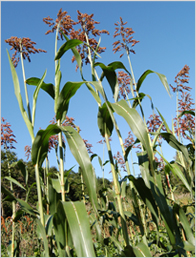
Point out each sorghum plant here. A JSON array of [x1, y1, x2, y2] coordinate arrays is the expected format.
[[1, 117, 17, 257], [5, 8, 195, 257]]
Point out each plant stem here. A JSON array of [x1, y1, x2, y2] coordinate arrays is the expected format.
[[104, 131, 129, 246], [35, 163, 45, 226], [20, 43, 32, 124], [58, 120, 65, 202]]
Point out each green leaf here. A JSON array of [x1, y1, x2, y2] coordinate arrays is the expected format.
[[137, 151, 151, 188], [60, 126, 98, 214], [159, 132, 190, 165], [132, 92, 154, 110], [136, 69, 171, 97], [1, 185, 16, 202], [97, 102, 114, 137], [53, 202, 67, 256], [95, 61, 131, 102], [62, 33, 83, 78], [36, 219, 49, 257], [84, 81, 102, 105], [31, 124, 61, 167], [32, 70, 47, 126], [178, 110, 195, 118], [55, 39, 83, 60], [61, 201, 96, 257], [26, 77, 55, 99], [4, 176, 26, 191], [16, 198, 39, 217], [56, 81, 84, 121], [111, 99, 154, 169], [177, 241, 195, 252], [165, 161, 192, 193], [16, 160, 28, 185], [48, 181, 61, 215], [54, 60, 62, 113], [150, 174, 176, 245], [174, 204, 195, 246], [7, 50, 34, 140], [133, 241, 152, 257], [128, 175, 159, 228]]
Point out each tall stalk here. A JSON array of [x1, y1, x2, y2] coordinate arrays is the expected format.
[[19, 41, 32, 124], [18, 44, 45, 226], [54, 23, 66, 202], [104, 130, 129, 246]]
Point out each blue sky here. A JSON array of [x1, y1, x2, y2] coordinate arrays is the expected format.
[[1, 1, 195, 181]]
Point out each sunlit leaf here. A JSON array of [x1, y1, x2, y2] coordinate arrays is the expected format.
[[60, 126, 98, 214], [7, 50, 34, 140], [55, 39, 83, 60], [56, 81, 84, 122], [136, 69, 171, 97], [61, 201, 96, 257], [26, 77, 55, 99], [97, 102, 114, 137]]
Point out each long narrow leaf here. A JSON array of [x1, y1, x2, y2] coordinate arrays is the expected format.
[[55, 39, 83, 60], [111, 99, 154, 169], [31, 124, 61, 167], [4, 176, 26, 191], [7, 50, 34, 139], [61, 201, 96, 257], [136, 69, 171, 97], [26, 77, 55, 99], [60, 126, 98, 214], [56, 81, 84, 121]]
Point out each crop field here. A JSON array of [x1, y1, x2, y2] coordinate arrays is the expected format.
[[1, 3, 195, 257]]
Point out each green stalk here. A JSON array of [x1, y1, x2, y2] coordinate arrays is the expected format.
[[6, 155, 16, 257], [45, 156, 50, 215], [19, 49, 44, 226], [20, 42, 32, 124], [104, 131, 129, 246], [35, 163, 45, 226], [57, 120, 65, 202]]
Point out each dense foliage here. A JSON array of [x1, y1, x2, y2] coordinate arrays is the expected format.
[[2, 8, 195, 257]]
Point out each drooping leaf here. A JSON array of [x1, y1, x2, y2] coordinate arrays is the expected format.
[[56, 81, 84, 121], [159, 132, 190, 165], [26, 77, 55, 99], [16, 198, 39, 217], [55, 39, 83, 60], [4, 176, 26, 191], [97, 102, 114, 137], [128, 175, 159, 228], [137, 151, 151, 188], [61, 201, 96, 257], [95, 62, 131, 102], [132, 92, 154, 110], [174, 204, 195, 246], [36, 219, 49, 257], [7, 50, 34, 140], [111, 99, 154, 170], [150, 174, 176, 245], [60, 126, 98, 214], [164, 160, 192, 194], [62, 32, 83, 78], [16, 160, 28, 185], [133, 241, 152, 257], [136, 69, 171, 97], [178, 110, 195, 118], [31, 124, 61, 167]]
